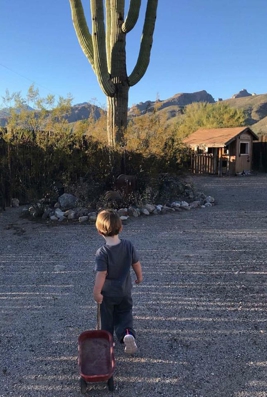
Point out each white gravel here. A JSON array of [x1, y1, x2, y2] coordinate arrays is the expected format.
[[1, 174, 267, 397]]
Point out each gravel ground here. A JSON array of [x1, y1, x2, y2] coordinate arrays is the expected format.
[[1, 174, 267, 397]]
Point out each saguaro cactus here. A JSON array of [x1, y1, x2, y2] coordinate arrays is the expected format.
[[69, 0, 158, 148]]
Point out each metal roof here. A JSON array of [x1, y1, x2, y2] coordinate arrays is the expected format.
[[183, 127, 259, 148]]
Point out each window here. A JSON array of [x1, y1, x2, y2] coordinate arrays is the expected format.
[[240, 142, 249, 155]]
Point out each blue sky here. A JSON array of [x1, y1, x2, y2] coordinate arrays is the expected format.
[[1, 0, 267, 109]]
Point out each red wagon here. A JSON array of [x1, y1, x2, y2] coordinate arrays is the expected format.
[[78, 305, 115, 394]]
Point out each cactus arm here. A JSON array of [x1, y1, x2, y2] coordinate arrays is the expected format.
[[69, 0, 95, 71], [105, 0, 111, 72], [128, 0, 158, 87], [122, 0, 141, 33], [90, 0, 115, 96]]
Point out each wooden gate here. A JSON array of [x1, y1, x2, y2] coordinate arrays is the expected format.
[[191, 153, 216, 174]]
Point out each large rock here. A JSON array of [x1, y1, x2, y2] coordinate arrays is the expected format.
[[58, 193, 79, 210]]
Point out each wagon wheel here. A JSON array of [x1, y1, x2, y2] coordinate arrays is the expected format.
[[80, 377, 87, 394], [107, 376, 115, 391]]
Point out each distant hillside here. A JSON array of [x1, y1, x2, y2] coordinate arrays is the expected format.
[[65, 102, 103, 123], [128, 89, 267, 136], [1, 89, 267, 135], [128, 90, 215, 116], [223, 94, 267, 124], [0, 105, 34, 127], [250, 115, 267, 135], [0, 102, 103, 127]]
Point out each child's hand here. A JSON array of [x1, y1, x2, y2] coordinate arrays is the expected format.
[[132, 261, 143, 285], [135, 278, 142, 284], [93, 292, 103, 303]]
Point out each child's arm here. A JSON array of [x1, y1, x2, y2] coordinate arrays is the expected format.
[[132, 261, 143, 284], [93, 270, 107, 303]]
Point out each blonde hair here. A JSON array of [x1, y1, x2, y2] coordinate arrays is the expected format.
[[96, 210, 122, 237]]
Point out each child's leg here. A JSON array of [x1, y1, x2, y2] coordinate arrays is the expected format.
[[100, 297, 115, 337], [114, 295, 136, 343]]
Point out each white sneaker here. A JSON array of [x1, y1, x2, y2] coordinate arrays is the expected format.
[[123, 334, 137, 354]]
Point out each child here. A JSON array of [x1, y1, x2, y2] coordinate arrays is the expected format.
[[93, 209, 143, 354]]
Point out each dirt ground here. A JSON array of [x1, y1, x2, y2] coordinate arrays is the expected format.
[[1, 174, 267, 397]]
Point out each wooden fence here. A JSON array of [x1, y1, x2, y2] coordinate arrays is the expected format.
[[190, 153, 216, 174], [252, 141, 267, 172]]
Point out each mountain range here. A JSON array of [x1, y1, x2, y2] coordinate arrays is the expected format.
[[0, 102, 102, 127], [128, 89, 267, 136], [1, 89, 267, 136]]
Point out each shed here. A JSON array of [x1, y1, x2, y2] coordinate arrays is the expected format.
[[183, 127, 259, 175]]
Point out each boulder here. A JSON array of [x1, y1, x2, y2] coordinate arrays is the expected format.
[[205, 196, 215, 204], [118, 208, 128, 216], [11, 198, 20, 208], [79, 216, 89, 223], [140, 208, 150, 216], [128, 207, 140, 217], [89, 212, 97, 222], [64, 209, 76, 220], [58, 193, 79, 210], [55, 208, 65, 218], [190, 201, 201, 209], [144, 203, 156, 213]]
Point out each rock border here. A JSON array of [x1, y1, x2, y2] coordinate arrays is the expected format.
[[18, 191, 215, 224]]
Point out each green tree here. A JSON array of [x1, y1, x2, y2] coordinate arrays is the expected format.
[[69, 0, 158, 148], [2, 85, 73, 140], [73, 108, 108, 145], [177, 102, 246, 139], [126, 101, 170, 155]]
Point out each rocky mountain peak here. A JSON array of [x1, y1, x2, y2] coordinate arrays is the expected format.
[[129, 90, 215, 115], [232, 89, 252, 99]]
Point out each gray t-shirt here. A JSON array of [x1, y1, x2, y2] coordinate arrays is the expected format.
[[95, 239, 139, 297]]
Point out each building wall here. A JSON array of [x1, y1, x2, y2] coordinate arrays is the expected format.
[[235, 132, 252, 173], [228, 141, 237, 175]]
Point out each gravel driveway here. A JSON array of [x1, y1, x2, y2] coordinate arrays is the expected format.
[[1, 174, 267, 397]]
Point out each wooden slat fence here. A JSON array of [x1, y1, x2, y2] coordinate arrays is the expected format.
[[190, 153, 216, 174], [252, 141, 267, 172]]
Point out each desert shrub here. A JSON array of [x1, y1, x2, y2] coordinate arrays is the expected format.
[[0, 129, 123, 203]]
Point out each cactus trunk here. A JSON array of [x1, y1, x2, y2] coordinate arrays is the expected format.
[[106, 0, 128, 147], [107, 85, 129, 147]]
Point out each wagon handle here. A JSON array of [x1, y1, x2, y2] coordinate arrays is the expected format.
[[97, 303, 101, 330]]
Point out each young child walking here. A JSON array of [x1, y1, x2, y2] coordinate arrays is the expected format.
[[93, 209, 143, 354]]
